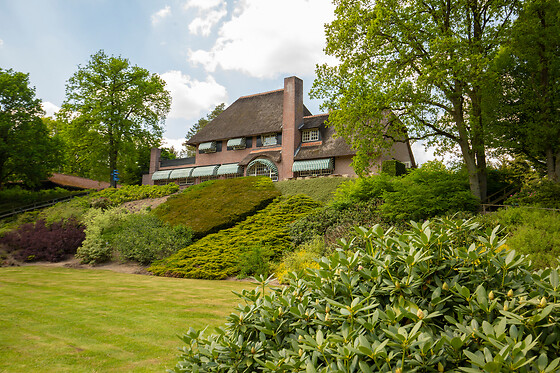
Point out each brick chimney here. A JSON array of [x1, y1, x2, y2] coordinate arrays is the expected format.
[[149, 147, 161, 174], [281, 76, 303, 179]]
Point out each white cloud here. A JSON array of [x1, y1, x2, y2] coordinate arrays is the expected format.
[[160, 70, 228, 120], [151, 5, 171, 25], [42, 101, 60, 117], [162, 137, 185, 152], [188, 7, 227, 36], [188, 0, 336, 78], [183, 0, 224, 11], [0, 38, 3, 47]]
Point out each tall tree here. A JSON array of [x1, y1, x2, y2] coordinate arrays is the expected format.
[[0, 69, 60, 188], [486, 0, 560, 181], [58, 50, 171, 187], [311, 0, 518, 201], [182, 103, 225, 157]]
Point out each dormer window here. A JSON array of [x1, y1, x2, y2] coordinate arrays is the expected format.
[[198, 141, 216, 153], [302, 129, 320, 143], [261, 133, 277, 146], [227, 137, 246, 150]]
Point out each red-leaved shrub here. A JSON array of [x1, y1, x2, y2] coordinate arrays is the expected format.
[[1, 219, 85, 262]]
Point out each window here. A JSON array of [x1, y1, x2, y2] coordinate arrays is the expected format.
[[403, 161, 412, 168], [246, 159, 279, 181], [302, 129, 319, 142], [261, 134, 277, 146]]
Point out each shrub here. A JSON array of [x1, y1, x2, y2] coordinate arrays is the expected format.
[[506, 179, 560, 209], [381, 159, 406, 176], [75, 208, 129, 264], [111, 213, 193, 265], [276, 177, 350, 203], [380, 161, 479, 221], [331, 174, 394, 209], [480, 207, 560, 269], [88, 184, 179, 208], [171, 218, 560, 372], [236, 246, 274, 279], [149, 195, 321, 279], [1, 218, 85, 262], [275, 237, 326, 283], [154, 177, 281, 239], [0, 186, 85, 212]]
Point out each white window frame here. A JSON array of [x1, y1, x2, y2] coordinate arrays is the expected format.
[[302, 129, 319, 143], [261, 133, 277, 147]]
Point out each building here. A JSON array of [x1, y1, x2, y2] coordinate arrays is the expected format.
[[143, 76, 415, 186]]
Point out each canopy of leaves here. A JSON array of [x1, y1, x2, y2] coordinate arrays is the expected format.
[[0, 69, 61, 187], [57, 50, 171, 184]]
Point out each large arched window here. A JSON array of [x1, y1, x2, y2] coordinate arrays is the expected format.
[[246, 158, 279, 181]]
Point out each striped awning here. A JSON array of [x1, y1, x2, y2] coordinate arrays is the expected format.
[[227, 138, 245, 147], [247, 158, 278, 173], [198, 141, 216, 152], [151, 170, 172, 181], [217, 163, 243, 176], [191, 165, 219, 177], [169, 168, 193, 179], [292, 158, 333, 172]]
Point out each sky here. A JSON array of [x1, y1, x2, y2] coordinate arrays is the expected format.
[[0, 0, 436, 164]]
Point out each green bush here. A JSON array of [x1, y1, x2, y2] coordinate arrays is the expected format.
[[380, 161, 479, 221], [149, 195, 321, 279], [506, 179, 560, 209], [481, 207, 560, 269], [236, 246, 274, 279], [331, 174, 394, 209], [89, 184, 179, 208], [0, 186, 86, 212], [381, 159, 406, 176], [111, 213, 193, 265], [75, 208, 129, 264], [276, 177, 350, 203], [171, 218, 560, 372], [154, 177, 281, 239], [275, 237, 327, 283]]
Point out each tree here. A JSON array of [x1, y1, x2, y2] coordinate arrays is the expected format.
[[486, 0, 560, 181], [182, 103, 225, 157], [58, 50, 171, 187], [311, 0, 518, 201], [0, 69, 61, 188]]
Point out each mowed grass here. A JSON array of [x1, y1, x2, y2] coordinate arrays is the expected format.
[[0, 266, 252, 372]]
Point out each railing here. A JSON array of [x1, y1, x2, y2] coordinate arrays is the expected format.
[[0, 191, 91, 219]]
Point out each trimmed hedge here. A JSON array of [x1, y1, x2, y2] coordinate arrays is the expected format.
[[88, 184, 179, 208], [149, 195, 321, 279], [153, 177, 281, 239], [275, 177, 350, 203]]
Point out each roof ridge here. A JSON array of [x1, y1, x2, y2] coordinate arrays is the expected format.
[[304, 113, 329, 119], [239, 88, 284, 100]]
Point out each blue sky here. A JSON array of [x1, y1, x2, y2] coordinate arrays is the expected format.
[[0, 0, 435, 162]]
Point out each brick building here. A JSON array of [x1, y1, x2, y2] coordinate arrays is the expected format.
[[143, 76, 415, 186]]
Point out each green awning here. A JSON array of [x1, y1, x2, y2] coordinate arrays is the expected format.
[[151, 170, 172, 181], [169, 168, 193, 179], [247, 158, 278, 173], [217, 163, 242, 176], [292, 158, 333, 172], [191, 165, 219, 177], [227, 138, 245, 147], [198, 141, 216, 152]]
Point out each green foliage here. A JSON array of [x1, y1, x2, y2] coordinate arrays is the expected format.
[[506, 179, 560, 209], [481, 208, 560, 269], [0, 186, 85, 212], [183, 103, 225, 156], [275, 237, 327, 283], [290, 199, 386, 248], [89, 184, 179, 208], [486, 0, 560, 181], [236, 246, 273, 279], [381, 160, 406, 176], [149, 195, 321, 279], [311, 0, 517, 200], [76, 208, 129, 264], [171, 218, 560, 372], [0, 68, 61, 187], [154, 177, 281, 238], [331, 174, 394, 209], [380, 162, 479, 221], [275, 177, 350, 203], [111, 213, 192, 265], [57, 50, 171, 185]]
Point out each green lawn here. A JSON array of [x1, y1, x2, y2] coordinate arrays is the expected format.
[[0, 266, 252, 372]]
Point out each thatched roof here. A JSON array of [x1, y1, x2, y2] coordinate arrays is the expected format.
[[186, 89, 312, 145], [295, 115, 356, 160]]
